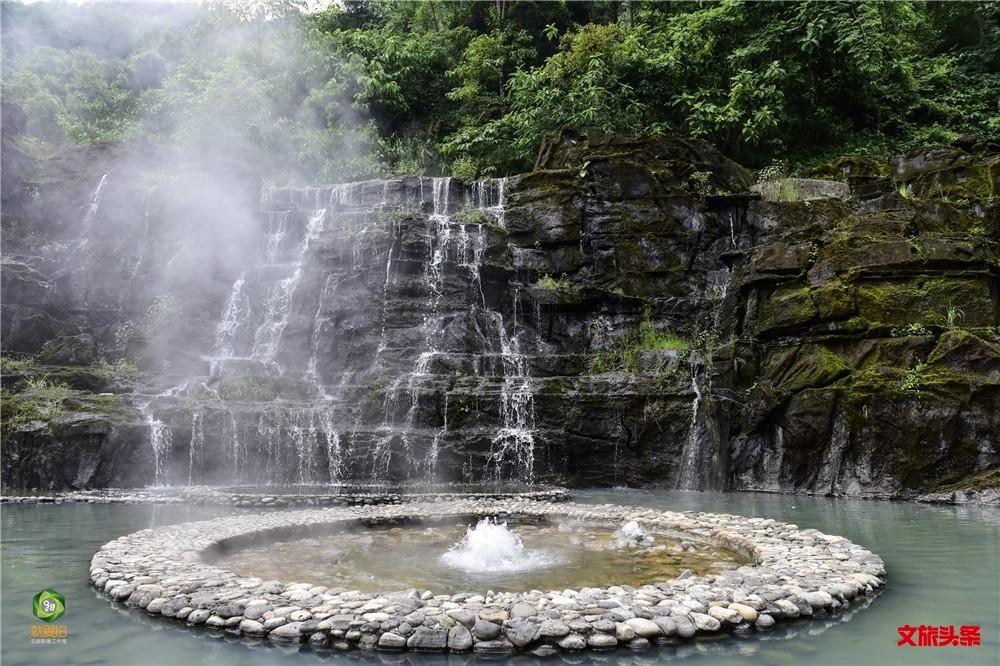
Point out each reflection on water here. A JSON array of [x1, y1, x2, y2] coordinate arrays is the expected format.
[[1, 490, 997, 665], [212, 517, 744, 593]]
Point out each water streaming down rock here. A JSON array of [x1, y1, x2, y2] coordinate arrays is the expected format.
[[675, 365, 706, 490], [9, 132, 996, 496], [135, 174, 550, 487]]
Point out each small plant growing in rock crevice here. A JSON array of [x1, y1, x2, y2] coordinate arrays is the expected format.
[[591, 316, 690, 373], [899, 361, 926, 393], [688, 170, 713, 198], [890, 321, 931, 337]]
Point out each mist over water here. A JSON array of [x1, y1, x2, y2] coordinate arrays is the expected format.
[[2, 2, 542, 489]]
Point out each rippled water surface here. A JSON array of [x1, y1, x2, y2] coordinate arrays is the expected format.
[[2, 490, 998, 665], [212, 518, 744, 593]]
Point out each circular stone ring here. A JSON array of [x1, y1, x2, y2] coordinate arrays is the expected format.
[[90, 499, 885, 654]]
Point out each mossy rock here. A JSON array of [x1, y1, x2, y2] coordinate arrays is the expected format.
[[748, 241, 813, 276], [761, 344, 851, 392], [755, 284, 817, 334], [854, 276, 995, 329], [926, 330, 1000, 383]]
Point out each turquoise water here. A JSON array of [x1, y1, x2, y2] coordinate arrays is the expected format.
[[2, 490, 997, 665]]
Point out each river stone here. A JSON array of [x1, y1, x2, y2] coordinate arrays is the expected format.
[[145, 597, 167, 613], [205, 615, 226, 628], [309, 632, 329, 648], [244, 604, 272, 621], [588, 633, 617, 649], [263, 617, 287, 630], [629, 637, 652, 650], [447, 609, 476, 627], [505, 619, 539, 647], [110, 584, 135, 601], [447, 624, 473, 651], [802, 591, 834, 609], [473, 619, 501, 640], [407, 626, 448, 651], [510, 601, 537, 618], [479, 609, 508, 623], [775, 599, 800, 617], [625, 618, 661, 638], [160, 598, 189, 617], [691, 613, 721, 632], [538, 620, 571, 638], [729, 603, 758, 623], [615, 623, 636, 641], [558, 633, 587, 650], [708, 605, 741, 624], [187, 609, 211, 625], [755, 614, 776, 629], [240, 619, 266, 635], [473, 639, 513, 655], [378, 632, 406, 650], [530, 644, 560, 657], [653, 616, 677, 636], [270, 622, 304, 642]]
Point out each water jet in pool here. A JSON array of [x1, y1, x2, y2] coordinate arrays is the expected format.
[[440, 517, 557, 573]]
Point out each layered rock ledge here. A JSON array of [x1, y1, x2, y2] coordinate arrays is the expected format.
[[90, 499, 885, 655]]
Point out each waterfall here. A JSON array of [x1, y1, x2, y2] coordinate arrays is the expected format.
[[675, 364, 705, 490], [485, 288, 537, 484], [251, 208, 326, 365], [188, 409, 204, 484], [213, 274, 248, 365], [140, 401, 173, 487], [132, 173, 543, 488]]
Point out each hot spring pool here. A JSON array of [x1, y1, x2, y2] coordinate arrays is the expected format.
[[209, 516, 747, 594]]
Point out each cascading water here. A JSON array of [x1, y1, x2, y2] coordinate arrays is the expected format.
[[140, 401, 173, 486], [675, 364, 705, 490], [188, 409, 204, 484], [485, 288, 537, 484], [251, 208, 326, 367], [136, 174, 542, 489]]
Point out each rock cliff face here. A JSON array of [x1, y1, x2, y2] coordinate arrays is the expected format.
[[2, 125, 998, 496]]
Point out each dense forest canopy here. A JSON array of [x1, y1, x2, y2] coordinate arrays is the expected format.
[[2, 0, 997, 182]]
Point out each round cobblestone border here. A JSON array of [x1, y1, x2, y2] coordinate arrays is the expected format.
[[2, 485, 570, 506], [90, 499, 885, 655], [180, 485, 571, 508]]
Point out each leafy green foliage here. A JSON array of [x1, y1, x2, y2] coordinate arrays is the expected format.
[[2, 1, 996, 178]]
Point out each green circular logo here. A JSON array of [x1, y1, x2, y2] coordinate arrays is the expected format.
[[32, 589, 65, 622]]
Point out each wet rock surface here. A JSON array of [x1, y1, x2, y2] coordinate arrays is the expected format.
[[2, 127, 997, 497]]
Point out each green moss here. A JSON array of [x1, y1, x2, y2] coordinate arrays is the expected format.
[[775, 345, 851, 391], [756, 284, 817, 332], [856, 277, 993, 329], [1, 355, 34, 376], [930, 467, 1000, 493], [96, 357, 142, 383]]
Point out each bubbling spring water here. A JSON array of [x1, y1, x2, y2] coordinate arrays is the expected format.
[[440, 518, 557, 573]]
